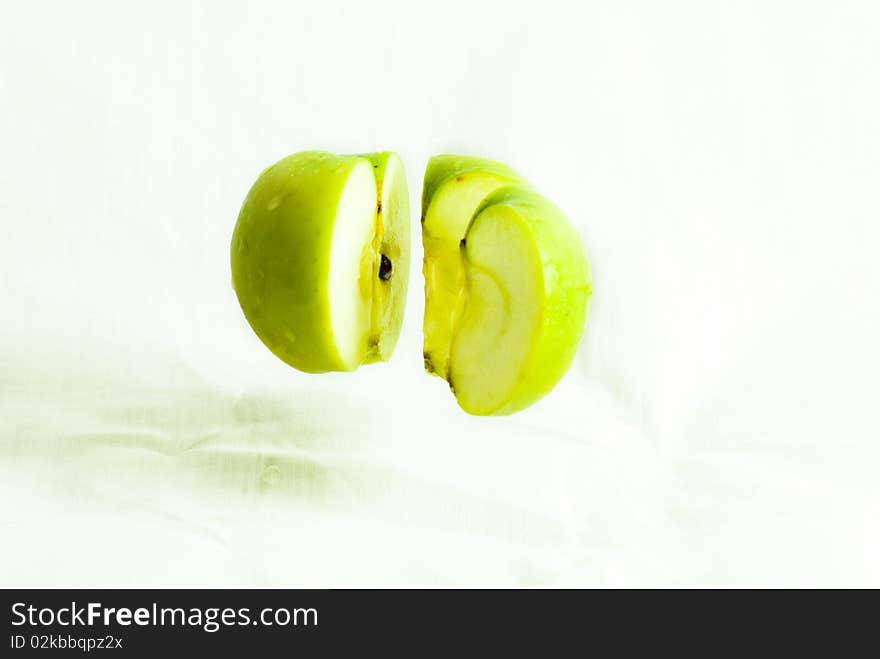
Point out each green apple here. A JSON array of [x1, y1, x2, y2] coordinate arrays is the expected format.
[[231, 150, 410, 373], [421, 155, 531, 378], [422, 157, 591, 415]]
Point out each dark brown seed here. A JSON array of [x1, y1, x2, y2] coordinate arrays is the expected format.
[[379, 254, 392, 281]]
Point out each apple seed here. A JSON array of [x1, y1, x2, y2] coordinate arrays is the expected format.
[[379, 254, 393, 281]]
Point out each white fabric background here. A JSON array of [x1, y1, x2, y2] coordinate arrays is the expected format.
[[1, 0, 878, 587]]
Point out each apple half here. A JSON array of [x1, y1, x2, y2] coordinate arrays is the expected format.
[[231, 150, 410, 373], [422, 156, 591, 415]]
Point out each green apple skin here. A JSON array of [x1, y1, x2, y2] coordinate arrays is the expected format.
[[421, 155, 532, 379], [358, 151, 410, 363], [421, 155, 528, 223], [231, 150, 381, 374], [449, 187, 591, 415]]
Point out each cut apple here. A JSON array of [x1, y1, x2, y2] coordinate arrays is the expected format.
[[421, 155, 531, 379], [361, 152, 411, 363], [231, 149, 588, 413], [422, 157, 591, 415], [231, 150, 410, 373]]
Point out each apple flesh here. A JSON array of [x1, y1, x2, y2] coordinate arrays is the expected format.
[[231, 150, 409, 373], [421, 156, 591, 415], [421, 155, 531, 378], [361, 152, 411, 363]]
